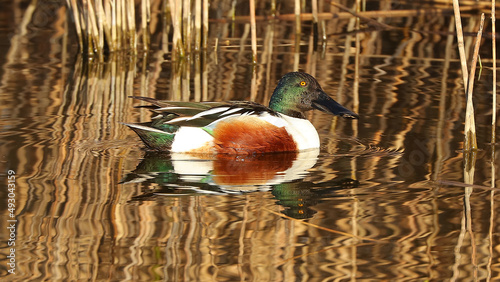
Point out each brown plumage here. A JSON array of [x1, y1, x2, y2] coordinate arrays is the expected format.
[[213, 116, 297, 154]]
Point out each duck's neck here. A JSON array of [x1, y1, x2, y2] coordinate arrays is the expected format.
[[269, 92, 306, 119], [275, 109, 305, 119]]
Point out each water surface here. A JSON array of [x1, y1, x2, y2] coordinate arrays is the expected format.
[[0, 2, 499, 281]]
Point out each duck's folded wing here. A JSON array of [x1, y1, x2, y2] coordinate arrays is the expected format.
[[131, 97, 278, 128]]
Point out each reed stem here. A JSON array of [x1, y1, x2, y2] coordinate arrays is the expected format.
[[294, 0, 301, 35], [127, 0, 137, 52], [194, 0, 201, 51], [142, 0, 150, 51], [170, 0, 184, 58], [68, 0, 84, 52], [249, 0, 257, 63], [464, 13, 484, 151], [312, 0, 318, 49], [492, 0, 497, 145], [453, 0, 469, 90], [104, 1, 114, 52], [489, 2, 497, 278], [217, 7, 480, 24], [202, 0, 208, 49], [87, 0, 99, 56], [97, 0, 104, 61], [183, 0, 191, 54], [116, 0, 122, 50], [120, 0, 127, 49]]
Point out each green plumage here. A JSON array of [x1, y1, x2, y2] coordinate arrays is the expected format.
[[128, 122, 177, 151]]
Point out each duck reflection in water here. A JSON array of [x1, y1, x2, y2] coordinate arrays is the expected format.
[[122, 150, 359, 219]]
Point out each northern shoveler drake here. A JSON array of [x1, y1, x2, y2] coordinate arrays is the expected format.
[[125, 72, 359, 154]]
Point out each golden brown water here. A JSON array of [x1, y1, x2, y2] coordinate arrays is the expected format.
[[1, 1, 499, 281]]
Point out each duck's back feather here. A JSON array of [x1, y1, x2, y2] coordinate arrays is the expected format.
[[131, 96, 279, 128]]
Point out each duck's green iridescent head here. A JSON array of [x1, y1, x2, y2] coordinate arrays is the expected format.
[[269, 72, 359, 119]]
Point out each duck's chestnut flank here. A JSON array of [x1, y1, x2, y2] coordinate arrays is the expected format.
[[213, 116, 297, 154]]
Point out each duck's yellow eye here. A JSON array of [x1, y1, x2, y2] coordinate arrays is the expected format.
[[300, 81, 307, 86]]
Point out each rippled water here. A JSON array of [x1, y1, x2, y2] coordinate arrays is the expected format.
[[1, 2, 500, 281]]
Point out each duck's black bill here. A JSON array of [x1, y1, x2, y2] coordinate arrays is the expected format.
[[312, 91, 359, 119]]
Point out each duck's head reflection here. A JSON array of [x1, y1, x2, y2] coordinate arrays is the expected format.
[[122, 148, 359, 219]]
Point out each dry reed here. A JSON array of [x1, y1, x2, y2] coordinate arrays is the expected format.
[[452, 0, 469, 87], [490, 4, 496, 276], [464, 13, 485, 151], [249, 0, 257, 63], [194, 0, 202, 51], [312, 0, 319, 48], [295, 0, 301, 35], [182, 0, 191, 54], [141, 0, 150, 51], [213, 6, 482, 24], [492, 0, 497, 145], [202, 0, 208, 50], [170, 0, 184, 57], [68, 0, 213, 58], [453, 0, 482, 152], [66, 1, 498, 62]]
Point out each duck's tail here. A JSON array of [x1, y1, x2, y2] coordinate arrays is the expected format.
[[124, 123, 176, 151]]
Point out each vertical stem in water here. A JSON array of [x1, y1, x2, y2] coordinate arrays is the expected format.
[[68, 0, 84, 53], [230, 0, 236, 38], [312, 0, 318, 50], [351, 0, 360, 186], [270, 0, 276, 16], [452, 0, 469, 89], [194, 53, 201, 101], [90, 1, 100, 55], [105, 1, 115, 52], [262, 22, 275, 103], [120, 0, 127, 50], [194, 0, 201, 51], [293, 0, 301, 70], [202, 0, 208, 50], [294, 0, 301, 35], [127, 0, 137, 53], [115, 0, 122, 50], [142, 0, 151, 51], [464, 13, 484, 151], [250, 65, 257, 101], [170, 0, 184, 58], [489, 6, 496, 276], [318, 0, 326, 48], [162, 0, 170, 53], [202, 51, 208, 100], [353, 0, 360, 113], [183, 0, 191, 54], [249, 0, 257, 64], [492, 0, 497, 145], [86, 0, 97, 56], [176, 0, 184, 57], [96, 0, 104, 61], [182, 58, 190, 100]]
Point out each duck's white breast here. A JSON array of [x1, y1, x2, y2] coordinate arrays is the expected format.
[[279, 114, 320, 150], [257, 112, 320, 150]]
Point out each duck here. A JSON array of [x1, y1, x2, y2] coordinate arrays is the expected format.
[[125, 72, 359, 154]]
